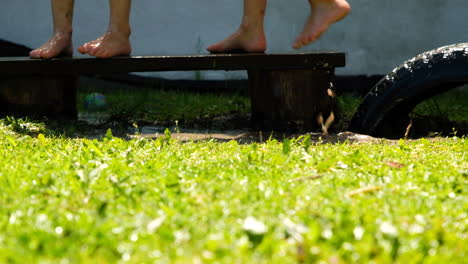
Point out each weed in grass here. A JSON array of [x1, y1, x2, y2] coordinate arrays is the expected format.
[[1, 116, 48, 136]]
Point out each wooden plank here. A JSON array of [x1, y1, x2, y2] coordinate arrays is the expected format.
[[0, 52, 345, 76], [249, 69, 336, 131], [0, 75, 77, 119]]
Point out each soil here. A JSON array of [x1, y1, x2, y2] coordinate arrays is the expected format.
[[37, 110, 466, 144]]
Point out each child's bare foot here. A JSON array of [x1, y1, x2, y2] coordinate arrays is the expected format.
[[207, 27, 267, 54], [293, 0, 350, 49], [78, 31, 131, 58], [30, 32, 73, 59]]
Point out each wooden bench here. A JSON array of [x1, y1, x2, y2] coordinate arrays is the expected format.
[[0, 53, 345, 130]]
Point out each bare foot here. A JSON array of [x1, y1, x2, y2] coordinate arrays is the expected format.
[[78, 31, 131, 58], [207, 27, 267, 54], [292, 0, 351, 49], [29, 32, 73, 59]]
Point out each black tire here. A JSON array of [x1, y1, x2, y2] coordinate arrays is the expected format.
[[348, 43, 468, 138]]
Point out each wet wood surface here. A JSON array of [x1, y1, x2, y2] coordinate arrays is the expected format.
[[0, 53, 345, 75]]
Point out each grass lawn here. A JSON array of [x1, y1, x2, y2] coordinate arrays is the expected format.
[[0, 83, 466, 263], [0, 117, 466, 263]]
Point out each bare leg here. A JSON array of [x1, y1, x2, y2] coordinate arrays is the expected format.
[[207, 0, 267, 53], [30, 0, 74, 59], [292, 0, 351, 49], [78, 0, 132, 58]]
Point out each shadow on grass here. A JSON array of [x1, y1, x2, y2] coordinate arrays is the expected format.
[[2, 81, 466, 142], [1, 115, 383, 146]]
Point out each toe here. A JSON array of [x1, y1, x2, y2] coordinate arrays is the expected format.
[[34, 48, 47, 58], [41, 50, 55, 59], [77, 45, 87, 54], [40, 51, 50, 59], [94, 49, 107, 58], [78, 42, 94, 54], [80, 43, 94, 54], [88, 46, 101, 56], [292, 37, 304, 49], [37, 49, 47, 59], [207, 44, 219, 53], [29, 50, 39, 58]]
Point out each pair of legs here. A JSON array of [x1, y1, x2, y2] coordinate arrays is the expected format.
[[30, 0, 350, 58], [207, 0, 351, 53], [30, 0, 132, 59]]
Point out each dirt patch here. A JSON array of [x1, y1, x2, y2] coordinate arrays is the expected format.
[[132, 127, 382, 144]]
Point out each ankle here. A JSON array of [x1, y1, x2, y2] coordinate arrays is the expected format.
[[53, 30, 72, 36], [107, 25, 131, 38], [240, 16, 264, 33]]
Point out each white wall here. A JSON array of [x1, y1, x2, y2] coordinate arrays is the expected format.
[[1, 0, 467, 79]]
